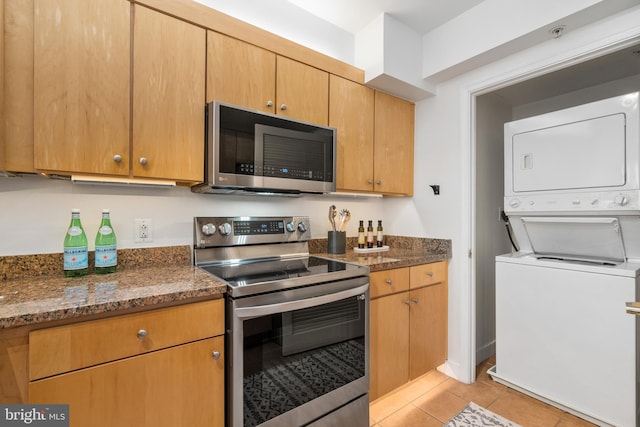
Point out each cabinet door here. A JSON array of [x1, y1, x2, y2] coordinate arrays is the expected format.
[[4, 0, 34, 173], [33, 0, 130, 176], [276, 56, 328, 125], [374, 91, 414, 195], [370, 292, 410, 400], [206, 31, 276, 113], [30, 337, 224, 427], [409, 283, 448, 379], [133, 6, 205, 182], [329, 75, 374, 192]]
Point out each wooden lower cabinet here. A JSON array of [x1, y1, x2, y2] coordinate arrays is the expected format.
[[369, 262, 448, 401], [408, 283, 448, 379], [30, 337, 224, 427], [370, 292, 410, 399], [27, 299, 225, 427]]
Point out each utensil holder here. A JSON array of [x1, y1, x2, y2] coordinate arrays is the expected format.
[[327, 231, 346, 254]]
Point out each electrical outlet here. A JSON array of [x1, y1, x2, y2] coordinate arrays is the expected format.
[[135, 218, 153, 243]]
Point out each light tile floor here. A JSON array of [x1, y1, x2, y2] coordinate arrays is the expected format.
[[369, 356, 597, 427]]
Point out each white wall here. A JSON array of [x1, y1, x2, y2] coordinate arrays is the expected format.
[[474, 94, 513, 363], [0, 175, 385, 256], [413, 5, 640, 383]]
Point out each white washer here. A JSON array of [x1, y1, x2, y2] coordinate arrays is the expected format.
[[493, 253, 639, 427]]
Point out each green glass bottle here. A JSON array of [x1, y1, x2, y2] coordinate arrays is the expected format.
[[95, 209, 117, 274], [63, 209, 89, 277]]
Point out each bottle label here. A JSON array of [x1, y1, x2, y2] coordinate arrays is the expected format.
[[98, 225, 113, 236], [67, 226, 83, 237], [377, 231, 383, 242], [95, 245, 117, 267], [64, 246, 88, 270]]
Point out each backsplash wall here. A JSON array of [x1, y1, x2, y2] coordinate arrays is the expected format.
[[0, 174, 389, 256]]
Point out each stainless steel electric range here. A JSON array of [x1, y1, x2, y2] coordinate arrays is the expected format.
[[194, 216, 370, 427]]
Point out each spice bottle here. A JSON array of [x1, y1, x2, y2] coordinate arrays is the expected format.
[[357, 220, 365, 248], [377, 220, 384, 247], [367, 220, 374, 248]]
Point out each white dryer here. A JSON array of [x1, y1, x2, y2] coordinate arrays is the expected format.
[[493, 92, 640, 427]]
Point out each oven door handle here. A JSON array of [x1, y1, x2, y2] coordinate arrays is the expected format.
[[234, 283, 369, 319]]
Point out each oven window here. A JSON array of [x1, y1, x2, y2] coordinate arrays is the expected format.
[[242, 296, 366, 426]]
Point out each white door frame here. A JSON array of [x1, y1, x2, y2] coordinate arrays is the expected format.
[[460, 27, 640, 384]]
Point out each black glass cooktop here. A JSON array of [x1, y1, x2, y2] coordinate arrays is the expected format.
[[199, 256, 367, 294]]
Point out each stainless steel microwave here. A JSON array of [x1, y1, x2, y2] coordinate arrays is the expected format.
[[192, 101, 336, 196]]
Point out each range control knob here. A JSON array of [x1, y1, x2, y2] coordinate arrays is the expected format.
[[201, 223, 216, 236], [285, 221, 296, 232], [614, 194, 628, 206], [297, 222, 308, 233], [509, 199, 520, 208], [218, 222, 232, 236]]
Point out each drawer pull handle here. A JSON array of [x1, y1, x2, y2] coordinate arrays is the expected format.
[[385, 279, 393, 285], [212, 351, 221, 360], [427, 272, 434, 277], [137, 329, 148, 340]]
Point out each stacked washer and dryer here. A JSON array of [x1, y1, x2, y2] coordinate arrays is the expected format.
[[492, 92, 640, 427]]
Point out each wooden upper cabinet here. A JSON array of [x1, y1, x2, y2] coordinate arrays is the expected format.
[[206, 32, 328, 125], [374, 91, 415, 196], [4, 0, 34, 173], [276, 56, 329, 125], [329, 75, 374, 192], [133, 6, 205, 182], [206, 31, 276, 113], [33, 0, 130, 176]]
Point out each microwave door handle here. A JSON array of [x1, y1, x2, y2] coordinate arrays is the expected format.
[[234, 283, 369, 319], [626, 302, 640, 315]]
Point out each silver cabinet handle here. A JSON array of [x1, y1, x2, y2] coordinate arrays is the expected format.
[[113, 154, 122, 163], [376, 180, 382, 185], [368, 179, 374, 185], [404, 300, 411, 306], [137, 329, 148, 339], [212, 351, 221, 360], [266, 100, 273, 107], [139, 157, 148, 166], [385, 279, 393, 285], [280, 103, 287, 111], [427, 272, 434, 277], [412, 298, 419, 304]]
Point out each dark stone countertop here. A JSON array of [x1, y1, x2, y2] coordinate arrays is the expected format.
[[309, 235, 451, 271], [0, 246, 226, 329], [0, 237, 450, 329]]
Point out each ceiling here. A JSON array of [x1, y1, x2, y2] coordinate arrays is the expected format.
[[492, 42, 640, 105], [287, 0, 485, 35]]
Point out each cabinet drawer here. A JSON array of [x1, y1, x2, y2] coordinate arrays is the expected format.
[[29, 299, 223, 380], [410, 261, 447, 289], [370, 268, 410, 298]]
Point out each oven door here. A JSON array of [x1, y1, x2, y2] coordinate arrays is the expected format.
[[227, 276, 369, 427]]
